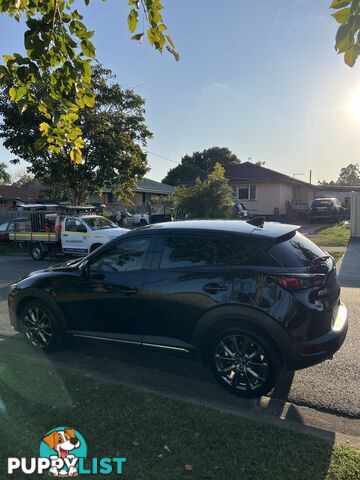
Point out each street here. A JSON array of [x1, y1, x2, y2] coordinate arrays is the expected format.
[[0, 251, 359, 420]]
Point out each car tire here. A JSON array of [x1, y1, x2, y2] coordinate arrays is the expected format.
[[30, 242, 46, 260], [20, 300, 63, 352], [139, 219, 147, 226], [208, 325, 282, 398]]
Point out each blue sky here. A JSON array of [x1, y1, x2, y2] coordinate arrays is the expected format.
[[1, 0, 360, 183]]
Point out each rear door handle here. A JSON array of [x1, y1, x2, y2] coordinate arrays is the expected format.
[[203, 283, 229, 294]]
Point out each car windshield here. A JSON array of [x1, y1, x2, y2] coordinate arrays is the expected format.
[[83, 216, 118, 230], [0, 222, 8, 231]]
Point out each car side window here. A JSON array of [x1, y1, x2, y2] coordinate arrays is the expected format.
[[65, 219, 87, 233], [215, 236, 275, 267], [89, 238, 153, 273], [160, 236, 216, 269]]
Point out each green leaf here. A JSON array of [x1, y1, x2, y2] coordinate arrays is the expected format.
[[128, 9, 138, 33], [344, 45, 358, 66], [336, 33, 353, 52], [80, 40, 95, 57], [131, 33, 144, 41], [330, 0, 351, 9], [3, 54, 14, 64], [332, 7, 351, 23], [83, 93, 95, 107], [9, 87, 17, 101]]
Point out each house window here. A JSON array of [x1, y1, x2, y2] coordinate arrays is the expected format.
[[237, 185, 256, 201]]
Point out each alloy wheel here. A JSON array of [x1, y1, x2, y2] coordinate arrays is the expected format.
[[23, 306, 54, 348], [214, 334, 270, 393]]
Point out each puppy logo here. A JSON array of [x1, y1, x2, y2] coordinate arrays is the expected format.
[[40, 427, 87, 477]]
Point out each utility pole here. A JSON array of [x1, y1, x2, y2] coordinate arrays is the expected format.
[[309, 170, 312, 184]]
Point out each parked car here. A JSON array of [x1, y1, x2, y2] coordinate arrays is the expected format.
[[309, 197, 345, 223], [0, 218, 28, 243], [232, 202, 249, 219], [132, 212, 174, 226], [8, 219, 348, 398]]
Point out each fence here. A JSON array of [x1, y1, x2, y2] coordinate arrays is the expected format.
[[350, 192, 360, 237], [0, 210, 31, 224]]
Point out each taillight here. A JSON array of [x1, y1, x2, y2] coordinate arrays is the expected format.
[[272, 275, 326, 290]]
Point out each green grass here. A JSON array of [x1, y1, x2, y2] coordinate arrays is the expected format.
[[308, 223, 350, 247], [331, 251, 344, 263], [0, 353, 358, 480]]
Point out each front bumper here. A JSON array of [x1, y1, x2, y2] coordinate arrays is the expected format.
[[287, 302, 348, 370]]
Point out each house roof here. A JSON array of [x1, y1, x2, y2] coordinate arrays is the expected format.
[[102, 177, 174, 195], [178, 162, 314, 187], [0, 185, 39, 201], [135, 178, 174, 194], [224, 162, 313, 186]]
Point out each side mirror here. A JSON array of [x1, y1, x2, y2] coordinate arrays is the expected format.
[[79, 260, 89, 277]]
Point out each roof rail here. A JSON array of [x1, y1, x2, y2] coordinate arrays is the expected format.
[[246, 216, 265, 227]]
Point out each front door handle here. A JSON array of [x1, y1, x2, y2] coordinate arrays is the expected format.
[[203, 283, 229, 294]]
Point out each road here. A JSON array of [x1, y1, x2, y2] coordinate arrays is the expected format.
[[0, 252, 359, 419]]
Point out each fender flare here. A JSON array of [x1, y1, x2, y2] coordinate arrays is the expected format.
[[14, 288, 69, 332], [191, 304, 292, 360]]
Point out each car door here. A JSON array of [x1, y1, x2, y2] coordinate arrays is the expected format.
[[62, 235, 158, 344], [62, 217, 89, 254], [140, 234, 234, 349]]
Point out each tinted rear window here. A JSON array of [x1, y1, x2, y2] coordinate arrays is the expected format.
[[268, 232, 326, 267], [312, 200, 332, 207], [159, 234, 276, 269]]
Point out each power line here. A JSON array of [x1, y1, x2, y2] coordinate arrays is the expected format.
[[146, 151, 180, 165]]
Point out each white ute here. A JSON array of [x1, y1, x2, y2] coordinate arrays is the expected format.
[[9, 213, 129, 260]]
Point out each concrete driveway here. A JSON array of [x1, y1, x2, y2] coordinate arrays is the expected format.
[[0, 250, 359, 420]]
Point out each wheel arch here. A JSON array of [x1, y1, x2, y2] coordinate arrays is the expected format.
[[15, 289, 68, 333], [90, 242, 103, 253], [191, 305, 292, 365]]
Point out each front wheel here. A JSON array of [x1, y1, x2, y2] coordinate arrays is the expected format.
[[21, 300, 63, 352], [209, 326, 282, 398]]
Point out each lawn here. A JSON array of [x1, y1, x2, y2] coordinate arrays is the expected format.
[[308, 223, 350, 247], [0, 353, 358, 480]]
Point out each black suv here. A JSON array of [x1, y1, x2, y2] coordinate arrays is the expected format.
[[8, 219, 348, 398], [309, 197, 344, 223]]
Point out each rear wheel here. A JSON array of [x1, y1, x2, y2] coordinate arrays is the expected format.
[[20, 300, 62, 352], [139, 219, 147, 226], [209, 326, 282, 398], [29, 242, 46, 260]]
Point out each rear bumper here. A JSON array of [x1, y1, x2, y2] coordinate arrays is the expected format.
[[286, 303, 348, 370]]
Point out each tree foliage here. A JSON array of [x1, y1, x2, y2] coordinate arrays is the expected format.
[[0, 0, 177, 162], [162, 147, 241, 186], [173, 163, 233, 219], [336, 162, 360, 184], [0, 65, 152, 204], [0, 162, 11, 184], [331, 0, 360, 66]]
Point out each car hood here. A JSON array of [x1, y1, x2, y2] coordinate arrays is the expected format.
[[19, 258, 82, 280]]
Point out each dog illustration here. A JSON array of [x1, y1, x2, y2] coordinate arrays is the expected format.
[[42, 429, 80, 477]]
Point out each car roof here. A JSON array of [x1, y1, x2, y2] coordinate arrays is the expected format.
[[130, 219, 299, 240]]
